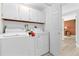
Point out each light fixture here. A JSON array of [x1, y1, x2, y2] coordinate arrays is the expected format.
[[64, 26, 67, 29]]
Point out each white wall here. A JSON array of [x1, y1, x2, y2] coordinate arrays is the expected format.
[[62, 13, 76, 21], [62, 4, 79, 21], [3, 21, 45, 32], [76, 9, 79, 48], [45, 4, 62, 56]]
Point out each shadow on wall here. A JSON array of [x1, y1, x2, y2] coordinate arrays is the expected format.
[[64, 19, 76, 36]]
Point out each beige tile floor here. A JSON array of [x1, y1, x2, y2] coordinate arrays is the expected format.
[[60, 35, 79, 56]]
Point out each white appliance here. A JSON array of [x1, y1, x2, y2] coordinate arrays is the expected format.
[[0, 32, 49, 56]]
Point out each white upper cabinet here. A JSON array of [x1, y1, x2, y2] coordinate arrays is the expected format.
[[18, 5, 29, 21], [1, 3, 45, 23], [29, 8, 38, 22], [35, 10, 45, 23], [29, 8, 45, 23], [2, 3, 19, 20]]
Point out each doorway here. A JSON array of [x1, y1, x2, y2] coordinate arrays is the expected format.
[[60, 19, 76, 56], [60, 4, 79, 56]]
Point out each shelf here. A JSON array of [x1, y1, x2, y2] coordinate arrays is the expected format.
[[2, 18, 45, 24]]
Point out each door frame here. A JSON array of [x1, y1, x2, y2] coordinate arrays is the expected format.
[[62, 18, 77, 47]]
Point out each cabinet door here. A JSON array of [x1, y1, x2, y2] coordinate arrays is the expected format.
[[35, 33, 49, 56], [39, 12, 45, 23], [29, 8, 37, 22], [1, 36, 35, 56], [29, 8, 45, 23], [35, 10, 45, 23], [18, 5, 29, 21], [2, 3, 18, 19]]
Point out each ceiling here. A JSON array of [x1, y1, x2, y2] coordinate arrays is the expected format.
[[23, 3, 52, 11], [22, 3, 79, 15]]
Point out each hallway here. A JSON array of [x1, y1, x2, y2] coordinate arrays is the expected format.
[[60, 36, 79, 56]]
